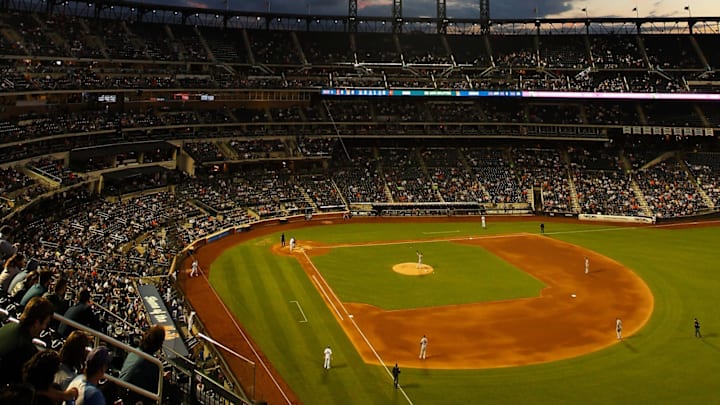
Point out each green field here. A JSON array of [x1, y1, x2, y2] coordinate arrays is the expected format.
[[209, 220, 720, 404], [311, 241, 545, 309]]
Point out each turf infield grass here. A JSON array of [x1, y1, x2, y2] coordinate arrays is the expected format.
[[209, 220, 720, 404], [309, 241, 545, 309]]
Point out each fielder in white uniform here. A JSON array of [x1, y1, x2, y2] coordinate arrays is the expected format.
[[481, 215, 486, 229], [290, 237, 296, 252], [419, 335, 428, 359], [323, 346, 333, 369], [616, 318, 623, 340], [416, 251, 423, 269], [190, 259, 199, 277], [584, 256, 589, 275]]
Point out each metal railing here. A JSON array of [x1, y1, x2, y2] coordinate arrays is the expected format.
[[53, 313, 164, 404]]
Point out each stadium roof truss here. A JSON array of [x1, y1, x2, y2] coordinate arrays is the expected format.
[[4, 0, 720, 35]]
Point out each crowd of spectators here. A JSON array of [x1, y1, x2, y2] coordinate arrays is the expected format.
[[514, 148, 574, 213], [380, 148, 442, 203], [0, 186, 207, 402], [2, 9, 718, 96], [0, 98, 713, 173], [424, 148, 484, 203], [635, 160, 709, 218], [568, 147, 642, 216], [685, 153, 720, 208], [331, 147, 388, 204], [1, 136, 719, 404], [4, 9, 720, 403], [465, 148, 526, 204]]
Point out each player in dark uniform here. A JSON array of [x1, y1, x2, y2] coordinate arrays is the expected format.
[[392, 363, 401, 389]]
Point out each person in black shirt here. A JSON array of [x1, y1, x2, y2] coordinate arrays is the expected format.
[[391, 363, 401, 389], [58, 289, 101, 337], [0, 296, 54, 383]]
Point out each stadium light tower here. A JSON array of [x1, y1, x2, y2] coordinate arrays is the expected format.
[[437, 0, 447, 34], [392, 0, 403, 33], [348, 0, 357, 32], [479, 0, 490, 34]]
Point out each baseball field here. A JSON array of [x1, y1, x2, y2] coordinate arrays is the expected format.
[[181, 216, 720, 404]]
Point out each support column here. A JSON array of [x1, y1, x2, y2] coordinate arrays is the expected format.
[[480, 0, 490, 34], [348, 0, 357, 32], [392, 0, 402, 33], [437, 0, 447, 34]]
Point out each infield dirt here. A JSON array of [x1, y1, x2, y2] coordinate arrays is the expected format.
[[181, 216, 655, 403]]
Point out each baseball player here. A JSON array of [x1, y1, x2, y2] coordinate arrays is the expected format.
[[416, 251, 423, 269], [190, 259, 199, 277], [323, 346, 333, 369], [392, 363, 401, 389], [419, 335, 428, 360], [481, 215, 486, 229], [584, 256, 589, 275], [694, 318, 702, 338], [290, 237, 296, 252], [616, 318, 623, 340]]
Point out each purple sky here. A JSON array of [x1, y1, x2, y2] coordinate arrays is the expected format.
[[158, 0, 718, 19]]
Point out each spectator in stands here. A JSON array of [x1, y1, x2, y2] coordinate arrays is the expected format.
[[67, 345, 111, 405], [0, 226, 17, 261], [58, 289, 101, 338], [55, 330, 91, 390], [9, 269, 37, 303], [0, 253, 24, 294], [22, 349, 79, 405], [0, 296, 55, 383], [20, 269, 53, 307], [119, 324, 166, 404], [0, 225, 10, 240], [0, 383, 34, 404], [44, 277, 69, 330]]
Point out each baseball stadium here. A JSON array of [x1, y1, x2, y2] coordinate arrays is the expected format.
[[0, 0, 719, 404]]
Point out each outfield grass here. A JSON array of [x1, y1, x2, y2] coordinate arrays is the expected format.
[[210, 220, 720, 404]]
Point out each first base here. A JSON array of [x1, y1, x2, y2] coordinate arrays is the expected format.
[[570, 294, 577, 298]]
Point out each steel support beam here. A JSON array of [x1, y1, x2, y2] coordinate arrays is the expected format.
[[437, 0, 447, 34], [348, 0, 357, 32], [392, 0, 402, 33], [480, 0, 490, 34]]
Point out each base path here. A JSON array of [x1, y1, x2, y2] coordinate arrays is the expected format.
[[182, 216, 655, 403], [294, 233, 654, 370]]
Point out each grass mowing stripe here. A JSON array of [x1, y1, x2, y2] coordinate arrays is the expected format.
[[205, 253, 294, 405], [209, 222, 720, 404], [311, 241, 544, 310]]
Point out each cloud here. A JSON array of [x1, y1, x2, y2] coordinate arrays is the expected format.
[[136, 0, 720, 19], [181, 0, 210, 9]]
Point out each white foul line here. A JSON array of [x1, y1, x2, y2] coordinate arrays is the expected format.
[[311, 275, 344, 321], [196, 268, 293, 405], [302, 251, 414, 405], [197, 333, 256, 365], [422, 230, 461, 235], [289, 300, 308, 323]]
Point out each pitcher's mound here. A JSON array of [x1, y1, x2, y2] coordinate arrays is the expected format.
[[393, 263, 434, 276]]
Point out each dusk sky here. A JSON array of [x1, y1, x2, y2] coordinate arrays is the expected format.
[[159, 1, 720, 19]]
